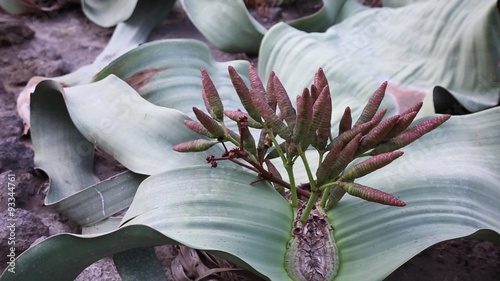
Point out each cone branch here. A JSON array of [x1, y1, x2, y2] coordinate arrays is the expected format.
[[339, 182, 406, 206], [384, 111, 418, 140], [250, 88, 292, 141], [224, 110, 263, 129], [340, 151, 404, 181], [173, 139, 218, 152], [228, 66, 262, 122], [293, 88, 313, 144], [183, 120, 215, 138], [273, 75, 297, 130], [201, 67, 224, 121], [355, 82, 387, 126], [192, 107, 225, 137], [372, 114, 451, 155], [338, 106, 352, 135]]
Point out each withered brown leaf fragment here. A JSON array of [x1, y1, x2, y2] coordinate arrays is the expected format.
[[125, 67, 167, 93], [257, 129, 271, 160]]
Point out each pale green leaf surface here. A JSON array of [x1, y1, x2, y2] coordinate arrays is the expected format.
[[114, 247, 167, 281], [331, 108, 500, 280], [30, 80, 99, 205], [10, 2, 500, 280], [180, 0, 266, 53], [63, 75, 220, 175], [0, 0, 65, 14], [179, 0, 371, 52], [12, 98, 500, 281], [381, 0, 431, 8], [82, 217, 123, 235], [289, 0, 366, 32], [274, 108, 500, 281], [31, 81, 146, 226], [95, 39, 250, 122], [260, 0, 500, 115], [0, 0, 28, 14], [53, 171, 147, 226], [81, 0, 137, 27], [0, 225, 173, 281], [121, 166, 293, 280], [0, 167, 293, 281]]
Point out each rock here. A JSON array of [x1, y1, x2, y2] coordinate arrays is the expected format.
[[0, 172, 39, 210], [0, 18, 35, 46], [0, 208, 49, 265], [12, 173, 38, 206], [75, 257, 120, 281], [0, 137, 34, 173], [0, 111, 23, 138]]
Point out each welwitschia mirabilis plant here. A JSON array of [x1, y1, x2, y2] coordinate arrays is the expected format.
[[2, 38, 499, 280], [173, 65, 449, 279], [1, 0, 499, 280]]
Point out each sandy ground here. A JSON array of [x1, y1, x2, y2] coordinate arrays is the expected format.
[[0, 2, 499, 280]]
